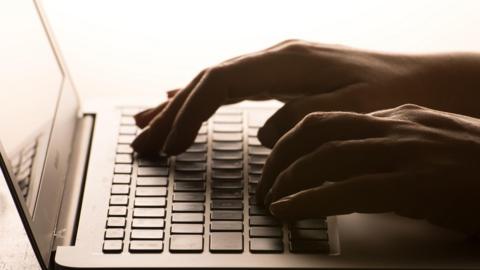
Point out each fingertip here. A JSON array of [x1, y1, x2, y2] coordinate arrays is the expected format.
[[257, 124, 280, 148], [131, 128, 162, 156], [269, 198, 291, 219], [134, 109, 152, 128]]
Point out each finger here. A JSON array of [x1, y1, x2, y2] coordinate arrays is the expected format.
[[131, 71, 206, 155], [167, 89, 180, 98], [269, 172, 405, 220], [256, 112, 396, 204], [268, 138, 409, 204], [134, 88, 181, 128], [134, 101, 169, 129], [258, 83, 369, 148], [162, 48, 366, 154]]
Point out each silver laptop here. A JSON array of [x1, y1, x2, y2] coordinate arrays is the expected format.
[[1, 0, 480, 269]]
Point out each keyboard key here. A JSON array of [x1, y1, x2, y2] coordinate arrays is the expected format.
[[135, 187, 167, 197], [210, 221, 243, 232], [289, 239, 329, 253], [197, 125, 208, 135], [211, 200, 243, 210], [172, 203, 205, 213], [119, 125, 137, 135], [186, 143, 207, 153], [105, 229, 125, 240], [169, 235, 203, 253], [248, 184, 257, 195], [176, 152, 207, 162], [248, 128, 258, 137], [175, 162, 206, 172], [138, 157, 169, 167], [117, 145, 133, 154], [107, 217, 126, 228], [211, 190, 243, 200], [110, 195, 129, 206], [213, 115, 242, 123], [111, 185, 130, 195], [250, 227, 282, 238], [115, 154, 133, 164], [249, 155, 267, 165], [248, 146, 271, 156], [292, 219, 327, 230], [194, 134, 207, 143], [138, 167, 169, 177], [174, 172, 206, 182], [249, 164, 264, 175], [212, 160, 243, 170], [130, 230, 164, 240], [136, 177, 168, 186], [211, 169, 243, 180], [118, 135, 135, 144], [249, 197, 258, 205], [250, 238, 283, 253], [171, 224, 204, 234], [213, 124, 242, 133], [248, 174, 261, 184], [249, 205, 267, 216], [129, 241, 163, 253], [174, 182, 206, 192], [132, 218, 165, 229], [171, 213, 204, 223], [249, 216, 281, 226], [114, 164, 132, 174], [103, 240, 123, 253], [212, 181, 243, 190], [209, 232, 243, 253], [134, 197, 166, 207], [248, 137, 262, 146], [212, 142, 242, 151], [211, 211, 243, 221], [133, 208, 166, 218], [290, 229, 328, 241], [173, 192, 205, 202], [120, 116, 135, 125], [113, 174, 131, 184], [108, 206, 128, 217], [212, 151, 243, 160], [212, 133, 242, 142]]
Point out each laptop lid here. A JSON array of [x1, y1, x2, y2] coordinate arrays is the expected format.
[[0, 0, 80, 268]]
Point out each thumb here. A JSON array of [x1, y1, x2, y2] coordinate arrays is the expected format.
[[269, 172, 403, 220]]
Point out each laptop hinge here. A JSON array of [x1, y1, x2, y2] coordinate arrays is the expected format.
[[52, 114, 95, 250]]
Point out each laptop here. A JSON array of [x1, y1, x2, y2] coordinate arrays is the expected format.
[[1, 0, 480, 269]]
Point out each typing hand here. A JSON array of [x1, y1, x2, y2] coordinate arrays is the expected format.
[[131, 39, 433, 156], [263, 104, 480, 235]]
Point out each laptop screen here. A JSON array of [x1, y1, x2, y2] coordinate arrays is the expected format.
[[0, 0, 81, 267], [0, 0, 62, 216]]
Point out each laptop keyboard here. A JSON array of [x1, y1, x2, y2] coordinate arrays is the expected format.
[[10, 140, 38, 198], [103, 107, 329, 254]]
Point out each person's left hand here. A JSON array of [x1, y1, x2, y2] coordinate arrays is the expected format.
[[262, 104, 480, 235]]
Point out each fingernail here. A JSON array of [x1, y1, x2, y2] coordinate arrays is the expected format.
[[269, 198, 289, 216]]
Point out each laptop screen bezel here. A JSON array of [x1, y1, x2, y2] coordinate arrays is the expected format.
[[0, 0, 82, 268]]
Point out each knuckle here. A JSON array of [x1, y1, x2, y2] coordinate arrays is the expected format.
[[279, 39, 309, 52], [300, 112, 323, 127], [396, 103, 424, 112]]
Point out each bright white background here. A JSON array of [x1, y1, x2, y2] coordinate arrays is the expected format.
[[41, 0, 480, 101]]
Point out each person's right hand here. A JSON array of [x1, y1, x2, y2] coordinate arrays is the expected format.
[[131, 39, 480, 156]]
